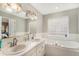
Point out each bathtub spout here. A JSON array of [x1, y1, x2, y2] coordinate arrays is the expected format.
[[65, 34, 67, 37]]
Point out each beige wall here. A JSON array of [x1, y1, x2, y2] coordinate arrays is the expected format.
[[15, 19, 26, 33], [43, 8, 79, 34]]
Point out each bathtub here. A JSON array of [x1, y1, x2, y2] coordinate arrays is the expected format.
[[54, 40, 79, 49], [45, 39, 79, 56]]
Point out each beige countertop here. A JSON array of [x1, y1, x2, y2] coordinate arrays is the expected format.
[[0, 38, 45, 56]]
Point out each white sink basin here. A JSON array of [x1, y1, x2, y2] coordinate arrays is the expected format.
[[32, 39, 41, 42], [3, 44, 26, 55], [2, 39, 41, 55]]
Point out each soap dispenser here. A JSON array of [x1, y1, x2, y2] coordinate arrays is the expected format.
[[0, 39, 3, 50]]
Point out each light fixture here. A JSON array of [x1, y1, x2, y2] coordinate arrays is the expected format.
[[6, 6, 13, 12], [1, 3, 22, 12], [10, 3, 22, 12], [0, 3, 37, 19], [30, 15, 37, 21], [26, 9, 37, 20]]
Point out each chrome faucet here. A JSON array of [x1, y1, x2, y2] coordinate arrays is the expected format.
[[8, 38, 17, 47], [30, 33, 36, 40], [27, 33, 36, 41], [13, 38, 17, 46], [31, 33, 34, 40]]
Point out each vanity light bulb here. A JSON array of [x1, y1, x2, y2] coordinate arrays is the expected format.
[[34, 16, 37, 20], [6, 7, 13, 12]]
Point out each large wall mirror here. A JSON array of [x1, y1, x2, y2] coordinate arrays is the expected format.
[[0, 14, 29, 39], [28, 21, 37, 33], [1, 16, 16, 39]]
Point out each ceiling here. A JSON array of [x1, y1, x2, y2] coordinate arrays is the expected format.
[[31, 3, 79, 15]]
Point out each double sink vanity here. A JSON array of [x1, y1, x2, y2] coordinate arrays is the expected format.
[[0, 3, 45, 56], [0, 38, 45, 56]]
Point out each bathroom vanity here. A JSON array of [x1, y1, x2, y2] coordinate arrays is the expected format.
[[23, 40, 45, 56], [0, 39, 45, 56]]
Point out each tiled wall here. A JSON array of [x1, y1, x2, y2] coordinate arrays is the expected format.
[[41, 33, 79, 41]]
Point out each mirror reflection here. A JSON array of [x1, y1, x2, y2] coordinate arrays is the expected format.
[[1, 16, 16, 39], [2, 17, 9, 39]]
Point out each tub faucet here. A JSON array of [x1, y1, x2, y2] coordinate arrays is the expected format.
[[65, 34, 67, 37]]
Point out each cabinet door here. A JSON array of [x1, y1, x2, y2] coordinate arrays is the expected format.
[[23, 42, 45, 56], [24, 48, 37, 56], [36, 43, 45, 56]]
